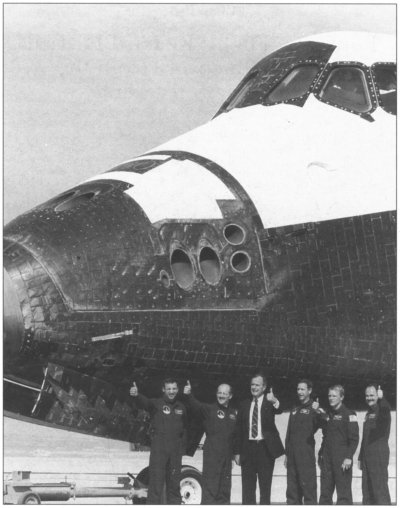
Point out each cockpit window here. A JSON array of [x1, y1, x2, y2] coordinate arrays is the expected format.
[[318, 66, 372, 113], [373, 65, 396, 115], [224, 65, 321, 112], [215, 40, 336, 116], [267, 65, 320, 103], [225, 72, 258, 113]]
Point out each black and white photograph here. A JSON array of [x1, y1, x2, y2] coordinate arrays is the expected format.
[[3, 3, 396, 504]]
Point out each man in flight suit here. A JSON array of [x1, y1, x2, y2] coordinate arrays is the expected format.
[[358, 384, 391, 505], [129, 378, 187, 504], [319, 384, 359, 505], [184, 380, 237, 504], [285, 379, 324, 504]]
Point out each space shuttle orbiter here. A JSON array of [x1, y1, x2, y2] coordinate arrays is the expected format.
[[4, 32, 396, 441]]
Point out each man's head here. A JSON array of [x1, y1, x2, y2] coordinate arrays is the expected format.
[[216, 384, 233, 407], [162, 378, 179, 401], [251, 373, 267, 399], [328, 384, 344, 410], [297, 379, 313, 404], [365, 384, 379, 408]]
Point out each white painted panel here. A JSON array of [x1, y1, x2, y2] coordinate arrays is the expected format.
[[295, 32, 396, 66], [155, 96, 395, 227], [85, 159, 235, 223], [125, 159, 235, 222], [85, 32, 396, 229]]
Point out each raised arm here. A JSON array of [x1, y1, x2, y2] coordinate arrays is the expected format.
[[266, 387, 283, 414], [129, 382, 155, 412], [183, 380, 210, 419]]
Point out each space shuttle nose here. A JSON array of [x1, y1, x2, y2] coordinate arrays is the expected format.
[[4, 268, 24, 355]]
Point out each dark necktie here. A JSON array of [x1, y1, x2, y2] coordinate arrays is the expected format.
[[251, 398, 258, 438]]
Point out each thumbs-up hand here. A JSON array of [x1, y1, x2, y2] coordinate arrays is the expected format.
[[130, 382, 138, 397], [183, 380, 191, 395], [312, 397, 325, 414], [312, 398, 320, 411], [377, 385, 383, 399], [266, 387, 277, 404]]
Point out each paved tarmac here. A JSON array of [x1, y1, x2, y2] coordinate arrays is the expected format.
[[4, 411, 396, 504]]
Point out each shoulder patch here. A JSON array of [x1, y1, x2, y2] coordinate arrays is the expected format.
[[349, 414, 358, 422]]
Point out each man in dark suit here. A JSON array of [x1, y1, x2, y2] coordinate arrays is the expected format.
[[234, 373, 285, 504]]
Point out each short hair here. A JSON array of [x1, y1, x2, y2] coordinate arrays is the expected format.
[[163, 377, 178, 387], [329, 384, 344, 397], [251, 373, 267, 386], [298, 379, 313, 390], [365, 383, 378, 392]]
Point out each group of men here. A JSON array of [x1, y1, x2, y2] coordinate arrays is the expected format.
[[129, 374, 392, 505]]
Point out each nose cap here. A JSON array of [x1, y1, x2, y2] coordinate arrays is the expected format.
[[4, 268, 24, 356]]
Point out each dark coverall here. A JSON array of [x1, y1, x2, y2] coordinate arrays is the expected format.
[[186, 394, 237, 504], [285, 400, 324, 504], [134, 394, 187, 504], [359, 398, 391, 505], [319, 404, 359, 505]]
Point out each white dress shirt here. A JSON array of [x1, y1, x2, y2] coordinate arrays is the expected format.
[[249, 394, 264, 440], [249, 394, 280, 440]]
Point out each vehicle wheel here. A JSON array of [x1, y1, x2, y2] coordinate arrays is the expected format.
[[134, 466, 150, 486], [180, 466, 202, 504], [131, 465, 203, 504], [18, 492, 41, 504], [131, 467, 149, 504]]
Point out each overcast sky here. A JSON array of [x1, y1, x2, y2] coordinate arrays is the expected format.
[[4, 4, 396, 223]]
